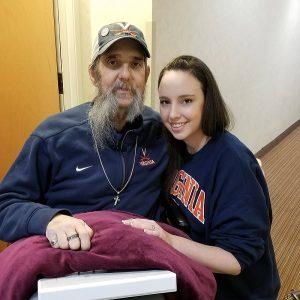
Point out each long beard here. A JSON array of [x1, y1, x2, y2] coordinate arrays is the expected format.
[[88, 81, 144, 150]]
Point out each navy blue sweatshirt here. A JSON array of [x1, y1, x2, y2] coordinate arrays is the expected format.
[[0, 103, 168, 242], [170, 132, 280, 299]]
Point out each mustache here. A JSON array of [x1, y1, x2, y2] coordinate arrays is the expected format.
[[111, 80, 135, 95]]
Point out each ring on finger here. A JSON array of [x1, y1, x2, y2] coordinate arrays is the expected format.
[[50, 240, 58, 246], [67, 233, 79, 242], [151, 225, 156, 231], [50, 236, 58, 247]]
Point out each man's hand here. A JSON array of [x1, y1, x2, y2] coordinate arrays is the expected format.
[[46, 214, 93, 251]]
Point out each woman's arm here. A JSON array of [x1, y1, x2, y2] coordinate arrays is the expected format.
[[168, 233, 241, 275], [122, 218, 241, 275]]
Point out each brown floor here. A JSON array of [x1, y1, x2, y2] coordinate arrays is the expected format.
[[260, 125, 300, 299]]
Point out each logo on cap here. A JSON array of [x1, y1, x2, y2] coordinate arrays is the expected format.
[[111, 22, 137, 38]]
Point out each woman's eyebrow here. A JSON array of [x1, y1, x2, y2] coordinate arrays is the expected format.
[[179, 94, 195, 98]]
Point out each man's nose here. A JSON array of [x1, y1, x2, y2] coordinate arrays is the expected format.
[[119, 64, 130, 81]]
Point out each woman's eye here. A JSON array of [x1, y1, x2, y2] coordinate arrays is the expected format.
[[183, 98, 193, 104], [160, 100, 169, 105]]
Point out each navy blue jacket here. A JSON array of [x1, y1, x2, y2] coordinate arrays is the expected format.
[[0, 103, 168, 242], [170, 132, 280, 299]]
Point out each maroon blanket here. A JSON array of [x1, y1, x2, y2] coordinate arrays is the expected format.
[[0, 211, 216, 300]]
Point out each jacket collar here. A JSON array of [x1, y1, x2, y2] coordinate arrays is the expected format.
[[112, 114, 144, 150]]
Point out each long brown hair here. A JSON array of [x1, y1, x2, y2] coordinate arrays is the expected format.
[[158, 55, 231, 191]]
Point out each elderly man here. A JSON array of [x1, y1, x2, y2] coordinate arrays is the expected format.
[[0, 22, 168, 250]]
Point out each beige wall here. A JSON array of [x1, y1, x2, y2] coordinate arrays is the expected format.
[[69, 0, 300, 153], [77, 0, 152, 106], [152, 0, 300, 153]]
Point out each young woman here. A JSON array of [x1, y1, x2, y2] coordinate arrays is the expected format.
[[123, 55, 280, 299]]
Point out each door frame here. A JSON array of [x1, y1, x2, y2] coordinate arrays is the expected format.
[[53, 0, 80, 110]]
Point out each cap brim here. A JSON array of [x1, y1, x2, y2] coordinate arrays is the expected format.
[[98, 36, 150, 59]]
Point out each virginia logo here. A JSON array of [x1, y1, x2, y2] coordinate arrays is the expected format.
[[139, 148, 155, 166], [170, 170, 205, 224]]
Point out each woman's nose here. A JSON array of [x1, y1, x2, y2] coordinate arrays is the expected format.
[[169, 105, 180, 120]]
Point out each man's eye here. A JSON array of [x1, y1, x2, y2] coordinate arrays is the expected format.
[[107, 59, 118, 66], [131, 61, 142, 68], [108, 60, 116, 65]]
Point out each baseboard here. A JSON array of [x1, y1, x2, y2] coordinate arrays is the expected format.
[[256, 119, 300, 158]]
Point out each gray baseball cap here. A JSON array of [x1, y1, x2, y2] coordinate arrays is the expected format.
[[91, 22, 150, 64]]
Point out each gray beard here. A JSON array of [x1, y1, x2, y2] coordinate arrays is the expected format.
[[88, 84, 144, 150]]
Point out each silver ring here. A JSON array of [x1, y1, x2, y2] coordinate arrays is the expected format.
[[67, 233, 79, 242], [50, 236, 58, 246], [151, 225, 155, 231], [50, 239, 58, 246]]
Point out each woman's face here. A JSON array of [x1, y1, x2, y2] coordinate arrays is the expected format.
[[159, 70, 205, 153]]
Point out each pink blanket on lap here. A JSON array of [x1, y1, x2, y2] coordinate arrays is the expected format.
[[0, 210, 216, 300]]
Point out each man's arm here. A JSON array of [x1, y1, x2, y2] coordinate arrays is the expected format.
[[0, 135, 69, 241], [0, 135, 93, 249]]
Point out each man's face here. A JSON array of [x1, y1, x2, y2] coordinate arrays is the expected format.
[[90, 39, 150, 111]]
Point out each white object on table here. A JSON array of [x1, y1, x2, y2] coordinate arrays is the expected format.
[[33, 270, 176, 300]]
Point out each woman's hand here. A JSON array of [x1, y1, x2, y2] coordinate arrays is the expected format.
[[122, 218, 173, 246]]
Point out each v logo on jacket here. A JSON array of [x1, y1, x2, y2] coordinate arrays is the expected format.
[[139, 148, 155, 166]]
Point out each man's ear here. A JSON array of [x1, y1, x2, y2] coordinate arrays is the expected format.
[[145, 65, 150, 83], [89, 67, 98, 87]]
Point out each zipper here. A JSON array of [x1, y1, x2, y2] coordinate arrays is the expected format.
[[119, 129, 135, 187]]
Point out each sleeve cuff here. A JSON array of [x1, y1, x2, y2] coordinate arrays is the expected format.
[[27, 207, 72, 235]]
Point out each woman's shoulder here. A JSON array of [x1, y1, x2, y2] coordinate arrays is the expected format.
[[211, 132, 261, 180], [210, 132, 267, 201], [215, 131, 255, 162], [219, 131, 250, 150]]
